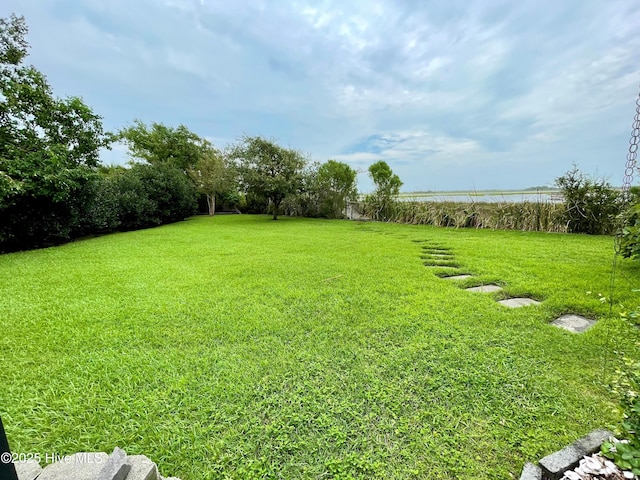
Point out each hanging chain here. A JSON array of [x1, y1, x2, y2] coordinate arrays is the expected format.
[[622, 85, 640, 199], [614, 84, 640, 253]]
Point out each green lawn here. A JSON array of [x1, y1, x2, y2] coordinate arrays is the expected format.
[[1, 215, 639, 479]]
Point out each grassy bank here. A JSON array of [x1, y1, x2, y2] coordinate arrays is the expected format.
[[1, 215, 639, 478]]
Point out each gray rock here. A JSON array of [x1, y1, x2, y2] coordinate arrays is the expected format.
[[539, 444, 583, 480], [14, 459, 42, 480], [97, 447, 130, 480], [465, 284, 503, 293], [573, 429, 613, 456], [519, 462, 542, 480], [539, 429, 613, 479], [551, 314, 596, 333], [443, 274, 473, 280], [39, 452, 109, 480], [498, 298, 541, 308], [127, 455, 158, 480]]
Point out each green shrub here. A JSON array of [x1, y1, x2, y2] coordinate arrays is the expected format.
[[619, 202, 640, 259], [109, 164, 197, 230], [602, 346, 640, 476], [555, 165, 622, 234]]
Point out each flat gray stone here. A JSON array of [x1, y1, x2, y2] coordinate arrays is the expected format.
[[519, 462, 542, 480], [499, 298, 541, 308], [551, 314, 596, 333], [465, 284, 502, 293], [97, 447, 130, 480], [443, 274, 473, 280], [15, 459, 43, 480], [539, 444, 583, 479], [39, 452, 109, 480], [539, 429, 613, 480], [573, 429, 613, 455], [127, 455, 159, 480]]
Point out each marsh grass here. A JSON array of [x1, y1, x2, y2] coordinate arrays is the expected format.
[[361, 199, 567, 232], [1, 215, 639, 479]]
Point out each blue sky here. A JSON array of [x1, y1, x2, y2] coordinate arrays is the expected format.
[[3, 0, 640, 192]]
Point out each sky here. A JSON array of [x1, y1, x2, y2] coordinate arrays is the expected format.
[[2, 1, 640, 192]]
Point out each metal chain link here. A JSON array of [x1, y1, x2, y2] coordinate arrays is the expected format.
[[622, 86, 640, 199], [614, 84, 640, 253]]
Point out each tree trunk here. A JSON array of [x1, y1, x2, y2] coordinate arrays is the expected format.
[[207, 194, 216, 216], [272, 201, 279, 220]]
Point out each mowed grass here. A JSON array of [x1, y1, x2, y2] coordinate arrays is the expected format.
[[1, 215, 640, 479]]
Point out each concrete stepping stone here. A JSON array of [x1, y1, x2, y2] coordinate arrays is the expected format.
[[39, 453, 109, 480], [551, 314, 596, 333], [14, 460, 43, 480], [127, 455, 159, 480], [498, 298, 541, 308], [97, 447, 130, 480], [443, 274, 473, 280], [465, 284, 502, 293]]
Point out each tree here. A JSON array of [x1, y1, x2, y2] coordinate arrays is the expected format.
[[316, 160, 358, 218], [369, 160, 402, 198], [364, 161, 402, 221], [117, 120, 210, 171], [0, 14, 110, 250], [188, 149, 235, 215], [232, 136, 307, 220]]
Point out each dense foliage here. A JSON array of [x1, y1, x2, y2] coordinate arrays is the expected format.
[[0, 16, 202, 251], [602, 344, 640, 476], [364, 160, 403, 221], [188, 149, 235, 216], [232, 135, 307, 220], [282, 160, 359, 219], [117, 120, 211, 171], [554, 165, 621, 235], [358, 199, 567, 232], [0, 15, 110, 250]]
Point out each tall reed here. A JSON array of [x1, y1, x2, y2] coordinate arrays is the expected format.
[[356, 199, 568, 233]]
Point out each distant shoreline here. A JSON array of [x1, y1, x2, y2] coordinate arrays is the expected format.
[[397, 189, 561, 197]]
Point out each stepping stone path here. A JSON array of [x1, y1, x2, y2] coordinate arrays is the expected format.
[[415, 239, 597, 333], [498, 298, 541, 308], [551, 314, 596, 333]]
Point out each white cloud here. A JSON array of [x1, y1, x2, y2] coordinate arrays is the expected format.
[[4, 0, 639, 190]]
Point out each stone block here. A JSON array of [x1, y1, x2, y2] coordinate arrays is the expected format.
[[519, 462, 542, 480], [498, 298, 541, 308], [465, 284, 502, 293], [39, 452, 109, 480], [551, 314, 596, 333], [539, 429, 613, 479], [127, 455, 159, 480], [14, 459, 42, 480], [573, 429, 613, 456], [443, 274, 473, 280], [97, 447, 130, 480], [539, 444, 583, 479]]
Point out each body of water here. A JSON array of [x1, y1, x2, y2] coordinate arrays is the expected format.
[[399, 192, 564, 203]]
